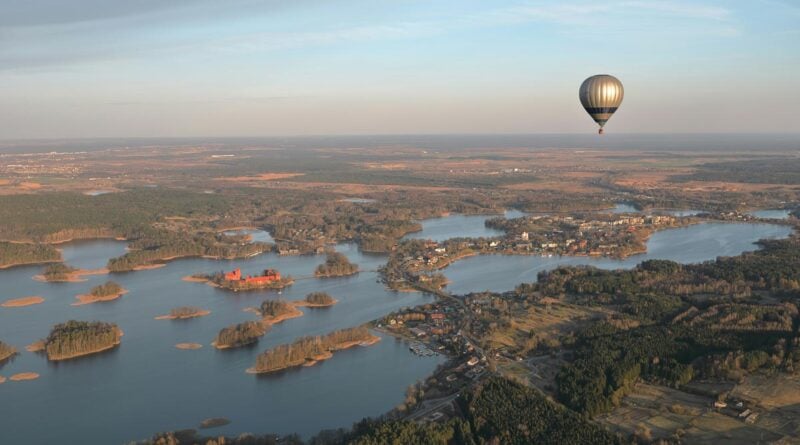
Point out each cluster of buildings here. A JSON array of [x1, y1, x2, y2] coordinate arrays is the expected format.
[[223, 268, 281, 284]]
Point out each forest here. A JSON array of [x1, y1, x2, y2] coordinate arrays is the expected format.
[[42, 320, 122, 361], [0, 241, 60, 268], [252, 326, 375, 374], [0, 189, 230, 242], [136, 377, 623, 445], [315, 252, 359, 277]]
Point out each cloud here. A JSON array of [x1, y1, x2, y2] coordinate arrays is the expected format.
[[0, 0, 739, 71]]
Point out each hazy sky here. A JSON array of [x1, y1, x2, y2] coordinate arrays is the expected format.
[[1, 0, 799, 138]]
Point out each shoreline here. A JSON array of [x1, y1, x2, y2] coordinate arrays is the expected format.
[[33, 267, 109, 283], [2, 296, 45, 307], [9, 372, 39, 382], [0, 259, 60, 271], [155, 309, 211, 320], [246, 334, 381, 375], [292, 299, 338, 308], [72, 289, 128, 306], [315, 270, 359, 279], [47, 337, 122, 361]]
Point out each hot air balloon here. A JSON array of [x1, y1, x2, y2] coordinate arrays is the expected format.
[[579, 74, 623, 134]]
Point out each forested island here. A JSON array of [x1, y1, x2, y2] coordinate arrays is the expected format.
[[155, 306, 211, 320], [295, 292, 337, 307], [37, 320, 122, 361], [40, 262, 80, 281], [73, 281, 127, 305], [314, 252, 359, 278], [257, 300, 303, 325], [0, 241, 60, 269], [212, 321, 269, 349], [0, 341, 17, 365], [248, 326, 379, 374]]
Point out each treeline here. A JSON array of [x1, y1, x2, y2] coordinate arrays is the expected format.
[[315, 252, 358, 277], [252, 327, 374, 373], [42, 263, 78, 281], [0, 340, 17, 364], [108, 228, 269, 272], [137, 377, 623, 445], [0, 189, 230, 242], [0, 241, 61, 268], [305, 292, 335, 305], [43, 320, 122, 361], [214, 321, 268, 349], [89, 281, 124, 297]]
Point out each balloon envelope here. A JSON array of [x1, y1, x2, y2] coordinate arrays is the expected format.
[[579, 74, 623, 132]]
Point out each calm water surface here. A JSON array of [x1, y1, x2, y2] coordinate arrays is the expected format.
[[443, 222, 792, 294], [0, 242, 441, 444], [750, 209, 792, 220], [404, 209, 526, 242], [0, 220, 793, 444]]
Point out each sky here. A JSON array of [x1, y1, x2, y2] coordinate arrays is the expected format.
[[0, 0, 799, 138]]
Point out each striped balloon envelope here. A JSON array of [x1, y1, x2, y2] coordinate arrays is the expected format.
[[579, 74, 624, 134]]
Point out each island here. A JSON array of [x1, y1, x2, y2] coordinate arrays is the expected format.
[[39, 263, 79, 282], [155, 306, 211, 320], [1, 296, 45, 307], [255, 299, 303, 325], [175, 343, 203, 350], [247, 326, 379, 374], [9, 372, 39, 382], [294, 291, 338, 308], [314, 252, 359, 278], [199, 418, 231, 429], [38, 320, 122, 361], [192, 267, 293, 291], [73, 281, 127, 306], [212, 321, 268, 349], [34, 263, 109, 283], [0, 341, 17, 365]]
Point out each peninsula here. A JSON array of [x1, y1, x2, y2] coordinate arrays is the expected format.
[[248, 326, 379, 375]]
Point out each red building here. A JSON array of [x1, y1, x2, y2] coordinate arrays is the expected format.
[[224, 268, 281, 284]]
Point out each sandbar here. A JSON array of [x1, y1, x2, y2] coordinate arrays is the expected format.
[[10, 372, 39, 381], [2, 296, 45, 307], [155, 309, 211, 320], [175, 343, 203, 350]]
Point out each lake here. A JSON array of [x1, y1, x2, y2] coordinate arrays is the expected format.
[[0, 242, 442, 444], [750, 209, 793, 220], [0, 220, 793, 444], [404, 209, 526, 242], [442, 222, 793, 294]]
